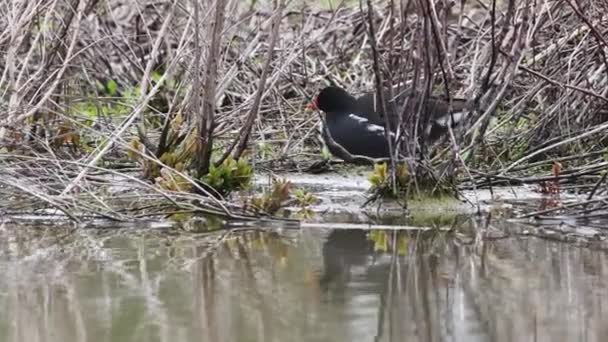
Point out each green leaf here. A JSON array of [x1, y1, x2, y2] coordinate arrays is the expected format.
[[151, 71, 163, 83], [321, 145, 331, 160], [106, 79, 118, 96]]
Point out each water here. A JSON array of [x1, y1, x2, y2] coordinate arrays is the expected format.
[[1, 218, 607, 342]]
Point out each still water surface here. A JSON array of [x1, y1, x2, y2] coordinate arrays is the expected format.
[[0, 219, 607, 342]]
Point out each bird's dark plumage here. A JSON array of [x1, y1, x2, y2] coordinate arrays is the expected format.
[[310, 86, 469, 160], [312, 87, 393, 159], [355, 89, 469, 141]]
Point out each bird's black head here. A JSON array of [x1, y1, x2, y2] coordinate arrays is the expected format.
[[310, 86, 357, 113]]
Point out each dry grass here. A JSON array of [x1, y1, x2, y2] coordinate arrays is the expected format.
[[1, 0, 608, 221]]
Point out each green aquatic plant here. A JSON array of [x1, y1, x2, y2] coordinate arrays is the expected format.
[[368, 162, 410, 198], [155, 167, 192, 192], [293, 188, 317, 219], [203, 157, 253, 196], [128, 109, 254, 196], [321, 145, 332, 160], [294, 188, 316, 207], [245, 178, 316, 217], [368, 162, 455, 201], [249, 178, 292, 215]]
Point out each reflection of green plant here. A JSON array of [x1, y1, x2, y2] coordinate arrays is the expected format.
[[203, 157, 253, 195], [368, 229, 453, 255], [368, 230, 409, 254], [406, 209, 461, 227], [169, 213, 224, 232]]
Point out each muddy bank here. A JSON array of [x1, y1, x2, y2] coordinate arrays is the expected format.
[[255, 171, 584, 224]]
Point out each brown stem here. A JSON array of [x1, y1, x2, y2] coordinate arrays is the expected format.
[[229, 0, 284, 162], [195, 0, 227, 178], [363, 0, 398, 193]]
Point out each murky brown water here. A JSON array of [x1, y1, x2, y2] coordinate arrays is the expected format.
[[1, 217, 607, 342]]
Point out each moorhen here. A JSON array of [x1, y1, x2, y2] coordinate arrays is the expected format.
[[355, 88, 469, 141], [309, 86, 395, 159], [308, 86, 469, 159]]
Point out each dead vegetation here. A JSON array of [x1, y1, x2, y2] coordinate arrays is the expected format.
[[1, 0, 608, 221]]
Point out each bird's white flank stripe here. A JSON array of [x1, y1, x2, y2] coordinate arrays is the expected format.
[[348, 113, 395, 138], [366, 124, 385, 133], [348, 113, 369, 124], [434, 111, 467, 127]]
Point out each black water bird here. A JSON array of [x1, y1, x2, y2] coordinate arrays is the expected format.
[[308, 86, 469, 159]]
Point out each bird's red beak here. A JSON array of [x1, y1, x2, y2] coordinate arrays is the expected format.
[[306, 97, 318, 111]]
